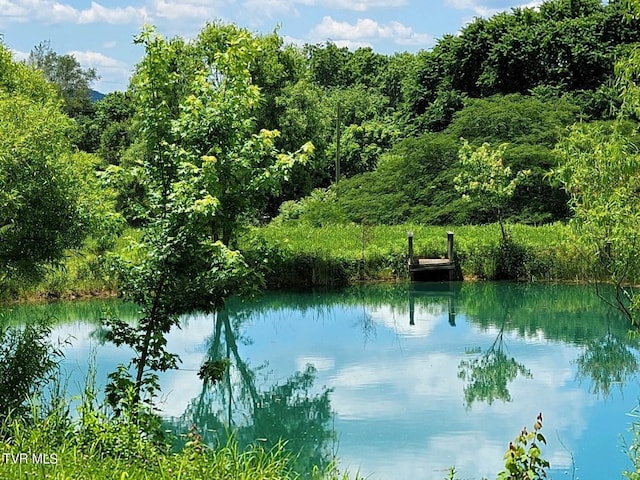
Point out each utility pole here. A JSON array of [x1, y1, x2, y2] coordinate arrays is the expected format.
[[335, 102, 341, 185]]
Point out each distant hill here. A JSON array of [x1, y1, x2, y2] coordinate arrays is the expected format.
[[90, 89, 105, 102]]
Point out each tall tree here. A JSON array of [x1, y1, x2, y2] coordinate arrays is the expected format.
[[554, 122, 640, 326], [0, 42, 85, 282], [454, 140, 530, 242], [103, 23, 312, 413], [26, 41, 98, 118], [552, 0, 640, 327]]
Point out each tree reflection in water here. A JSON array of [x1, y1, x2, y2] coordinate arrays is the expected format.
[[458, 322, 532, 408], [575, 328, 640, 398], [166, 308, 336, 478]]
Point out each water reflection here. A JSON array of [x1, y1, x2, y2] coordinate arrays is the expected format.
[[408, 283, 458, 327], [575, 328, 640, 397], [3, 282, 640, 479], [165, 309, 336, 477]]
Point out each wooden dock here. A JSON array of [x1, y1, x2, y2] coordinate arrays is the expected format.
[[407, 231, 457, 281]]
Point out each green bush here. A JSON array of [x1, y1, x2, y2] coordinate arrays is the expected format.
[[0, 319, 63, 422]]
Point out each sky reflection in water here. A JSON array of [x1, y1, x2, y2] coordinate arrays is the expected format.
[[7, 282, 640, 480]]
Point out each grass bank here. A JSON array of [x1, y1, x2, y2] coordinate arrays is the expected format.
[[1, 420, 354, 480], [0, 389, 358, 480], [0, 230, 142, 303], [241, 222, 587, 287], [1, 222, 591, 301]]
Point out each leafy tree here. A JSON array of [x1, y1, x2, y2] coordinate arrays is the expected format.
[[0, 43, 88, 282], [103, 23, 312, 412], [333, 120, 399, 177], [93, 91, 136, 164], [401, 0, 640, 132], [345, 46, 388, 89], [454, 140, 530, 242], [270, 78, 330, 207], [250, 31, 307, 135], [380, 51, 416, 110], [553, 121, 640, 326], [304, 42, 352, 88], [400, 41, 462, 134], [446, 94, 578, 146], [26, 41, 98, 118], [539, 0, 603, 21]]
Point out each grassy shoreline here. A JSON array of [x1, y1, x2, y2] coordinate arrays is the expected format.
[[2, 222, 600, 302], [241, 222, 590, 288]]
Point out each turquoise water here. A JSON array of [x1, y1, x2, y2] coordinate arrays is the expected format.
[[3, 282, 640, 479]]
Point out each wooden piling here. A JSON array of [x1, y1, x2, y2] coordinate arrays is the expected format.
[[407, 231, 415, 265]]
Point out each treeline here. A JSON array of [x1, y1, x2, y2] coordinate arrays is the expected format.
[[2, 0, 640, 294], [39, 0, 640, 229]]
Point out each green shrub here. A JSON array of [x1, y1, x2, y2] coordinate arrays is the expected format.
[[0, 319, 63, 422], [497, 413, 549, 480]]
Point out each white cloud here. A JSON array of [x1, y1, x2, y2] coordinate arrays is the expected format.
[[238, 0, 408, 24], [240, 0, 407, 16], [0, 0, 228, 26], [446, 0, 543, 17], [9, 48, 29, 61], [150, 0, 219, 21], [77, 2, 147, 24], [241, 0, 298, 19], [310, 16, 432, 47], [0, 0, 147, 24], [304, 0, 407, 10], [0, 0, 28, 22], [67, 50, 133, 92], [68, 50, 127, 69]]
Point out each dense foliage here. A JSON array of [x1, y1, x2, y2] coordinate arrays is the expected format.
[[101, 23, 312, 415], [276, 94, 577, 226], [0, 43, 101, 284], [58, 0, 639, 225], [0, 320, 63, 422]]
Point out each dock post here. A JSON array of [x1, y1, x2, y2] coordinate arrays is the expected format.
[[407, 231, 415, 265], [447, 231, 454, 281]]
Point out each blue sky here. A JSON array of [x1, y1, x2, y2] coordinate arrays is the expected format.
[[0, 0, 542, 93]]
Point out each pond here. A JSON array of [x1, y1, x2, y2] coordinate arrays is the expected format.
[[3, 282, 640, 479]]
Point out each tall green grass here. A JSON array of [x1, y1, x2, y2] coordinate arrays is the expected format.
[[241, 222, 587, 287], [0, 383, 361, 480], [1, 222, 592, 299], [1, 228, 144, 302]]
